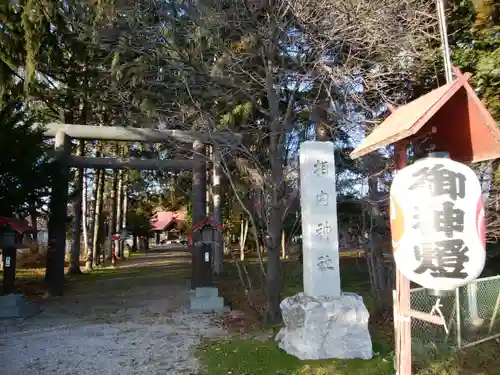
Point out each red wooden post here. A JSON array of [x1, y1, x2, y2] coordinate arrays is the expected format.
[[394, 141, 412, 375]]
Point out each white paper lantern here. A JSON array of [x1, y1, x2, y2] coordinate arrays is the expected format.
[[390, 157, 486, 291]]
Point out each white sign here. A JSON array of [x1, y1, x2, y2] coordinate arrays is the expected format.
[[5, 256, 11, 267], [390, 157, 486, 291], [299, 141, 341, 298]]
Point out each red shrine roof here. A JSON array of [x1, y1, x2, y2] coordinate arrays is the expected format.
[[151, 211, 186, 231], [351, 67, 500, 163], [188, 216, 224, 233], [185, 216, 224, 246], [351, 83, 456, 159], [0, 217, 36, 233]]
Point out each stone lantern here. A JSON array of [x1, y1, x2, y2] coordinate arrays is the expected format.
[[187, 216, 226, 312]]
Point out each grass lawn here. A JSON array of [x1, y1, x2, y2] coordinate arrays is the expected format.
[[197, 338, 394, 375], [196, 336, 500, 375], [198, 253, 500, 375], [9, 251, 191, 298]]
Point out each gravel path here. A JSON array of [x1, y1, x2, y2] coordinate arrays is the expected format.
[[0, 251, 227, 375]]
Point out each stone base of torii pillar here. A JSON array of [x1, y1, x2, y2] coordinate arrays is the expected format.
[[276, 141, 372, 360], [189, 287, 226, 313]]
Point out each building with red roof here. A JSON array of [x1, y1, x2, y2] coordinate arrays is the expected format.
[[150, 207, 187, 244]]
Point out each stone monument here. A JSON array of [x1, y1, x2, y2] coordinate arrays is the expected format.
[[275, 141, 372, 360]]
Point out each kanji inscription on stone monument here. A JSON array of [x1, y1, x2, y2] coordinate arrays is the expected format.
[[315, 221, 332, 240], [316, 191, 329, 206], [317, 255, 336, 272], [299, 141, 341, 298], [313, 160, 329, 176]]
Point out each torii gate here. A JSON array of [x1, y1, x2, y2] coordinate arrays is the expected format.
[[37, 123, 240, 296]]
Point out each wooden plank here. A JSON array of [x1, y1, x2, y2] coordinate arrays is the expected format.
[[401, 308, 445, 326], [394, 142, 412, 375], [67, 156, 197, 170], [34, 123, 242, 144]]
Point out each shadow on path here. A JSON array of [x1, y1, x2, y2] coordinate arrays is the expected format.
[[0, 251, 226, 375]]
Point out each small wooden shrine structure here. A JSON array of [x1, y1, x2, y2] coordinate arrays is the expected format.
[[0, 217, 36, 295], [187, 216, 225, 287]]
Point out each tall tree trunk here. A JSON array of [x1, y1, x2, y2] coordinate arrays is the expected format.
[[367, 175, 392, 308], [132, 235, 137, 252], [239, 219, 249, 261], [224, 189, 231, 255], [86, 169, 99, 270], [93, 169, 105, 266], [266, 129, 284, 324], [266, 179, 283, 324], [29, 196, 38, 254], [107, 169, 119, 265], [99, 175, 108, 265], [281, 230, 286, 259], [139, 237, 149, 251], [115, 170, 123, 258], [68, 141, 85, 275], [122, 175, 128, 230], [81, 167, 89, 267], [103, 175, 111, 261], [122, 175, 128, 257], [212, 148, 223, 274], [264, 62, 285, 324]]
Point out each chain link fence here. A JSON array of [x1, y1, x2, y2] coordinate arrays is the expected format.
[[410, 275, 500, 355]]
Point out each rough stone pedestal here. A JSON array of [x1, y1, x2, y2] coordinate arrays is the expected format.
[[0, 294, 40, 319], [189, 287, 227, 313], [276, 292, 372, 360]]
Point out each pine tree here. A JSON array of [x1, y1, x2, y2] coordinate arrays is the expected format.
[[449, 0, 500, 120], [0, 89, 50, 217]]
